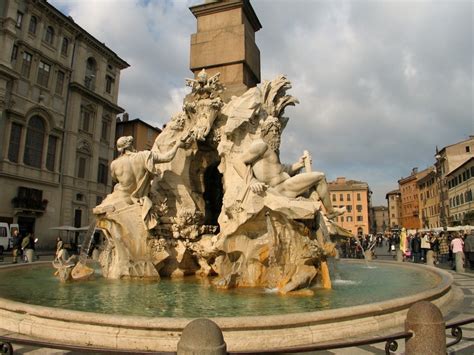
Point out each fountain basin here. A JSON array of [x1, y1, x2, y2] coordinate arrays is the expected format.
[[0, 260, 454, 352]]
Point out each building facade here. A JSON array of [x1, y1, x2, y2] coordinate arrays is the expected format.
[[0, 0, 128, 245], [417, 170, 440, 229], [328, 177, 371, 236], [371, 206, 389, 234], [385, 189, 402, 229], [115, 115, 161, 152], [398, 167, 433, 230], [435, 136, 474, 227], [446, 157, 474, 225]]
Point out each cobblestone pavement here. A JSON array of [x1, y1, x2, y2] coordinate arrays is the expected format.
[[1, 247, 473, 354]]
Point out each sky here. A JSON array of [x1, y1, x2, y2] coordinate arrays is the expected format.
[[50, 0, 473, 205]]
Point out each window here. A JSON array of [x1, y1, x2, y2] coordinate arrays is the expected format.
[[356, 204, 362, 212], [44, 26, 54, 45], [339, 193, 343, 201], [346, 205, 352, 212], [96, 196, 103, 205], [11, 45, 18, 62], [46, 136, 57, 171], [28, 16, 37, 34], [101, 120, 109, 141], [105, 75, 114, 94], [21, 52, 32, 78], [357, 193, 361, 201], [466, 146, 471, 153], [357, 216, 363, 222], [346, 216, 353, 222], [24, 116, 45, 168], [16, 12, 23, 28], [77, 156, 87, 178], [37, 61, 51, 87], [460, 194, 464, 204], [61, 37, 69, 56], [332, 194, 336, 202], [85, 58, 97, 89], [8, 123, 22, 162], [347, 193, 351, 201], [55, 71, 65, 95], [80, 106, 94, 132], [97, 160, 108, 184]]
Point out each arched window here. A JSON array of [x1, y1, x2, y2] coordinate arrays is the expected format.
[[44, 26, 54, 45], [85, 57, 96, 89], [24, 116, 45, 168], [28, 16, 37, 34]]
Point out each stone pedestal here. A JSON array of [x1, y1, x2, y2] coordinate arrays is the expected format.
[[189, 0, 262, 100], [396, 249, 403, 262], [426, 250, 435, 266], [455, 251, 465, 273]]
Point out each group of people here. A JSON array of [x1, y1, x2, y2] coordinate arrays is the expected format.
[[396, 229, 474, 270], [338, 229, 474, 271], [11, 228, 37, 263]]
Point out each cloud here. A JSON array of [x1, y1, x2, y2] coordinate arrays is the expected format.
[[50, 0, 472, 205]]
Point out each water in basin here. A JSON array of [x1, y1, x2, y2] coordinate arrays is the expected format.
[[0, 261, 439, 317]]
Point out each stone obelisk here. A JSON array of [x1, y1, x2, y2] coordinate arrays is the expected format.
[[189, 0, 262, 101]]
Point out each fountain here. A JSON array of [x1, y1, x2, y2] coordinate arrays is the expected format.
[[0, 0, 457, 352]]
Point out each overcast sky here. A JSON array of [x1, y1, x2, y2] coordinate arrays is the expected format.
[[50, 0, 473, 205]]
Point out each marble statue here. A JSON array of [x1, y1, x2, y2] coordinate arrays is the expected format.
[[80, 71, 350, 293], [91, 135, 189, 279]]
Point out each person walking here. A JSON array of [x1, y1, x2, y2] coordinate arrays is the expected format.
[[420, 232, 431, 262], [11, 228, 22, 263], [430, 232, 440, 264], [411, 233, 422, 263], [438, 232, 449, 264], [464, 231, 474, 270], [450, 232, 464, 271]]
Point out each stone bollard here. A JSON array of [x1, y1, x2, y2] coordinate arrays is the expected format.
[[178, 318, 227, 355], [396, 249, 403, 262], [364, 250, 372, 261], [25, 249, 35, 263], [455, 252, 465, 273], [426, 250, 435, 266], [405, 301, 445, 355]]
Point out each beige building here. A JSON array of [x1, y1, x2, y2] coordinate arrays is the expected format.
[[398, 167, 433, 230], [0, 0, 128, 245], [371, 206, 389, 234], [385, 189, 402, 229], [446, 157, 474, 225], [116, 115, 161, 152], [435, 136, 474, 227], [417, 170, 440, 229], [328, 177, 371, 236]]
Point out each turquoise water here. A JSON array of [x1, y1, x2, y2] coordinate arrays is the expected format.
[[0, 261, 439, 317]]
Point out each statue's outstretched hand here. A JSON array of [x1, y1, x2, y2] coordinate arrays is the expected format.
[[250, 181, 267, 194]]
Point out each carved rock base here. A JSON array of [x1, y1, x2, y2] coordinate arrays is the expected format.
[[213, 210, 321, 293]]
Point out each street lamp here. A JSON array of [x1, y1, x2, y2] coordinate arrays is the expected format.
[[435, 153, 448, 230]]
